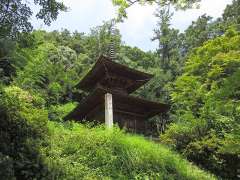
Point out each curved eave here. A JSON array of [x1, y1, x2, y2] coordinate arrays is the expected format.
[[64, 88, 169, 121], [75, 55, 153, 94]]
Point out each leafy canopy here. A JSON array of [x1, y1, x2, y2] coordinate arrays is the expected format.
[[0, 0, 67, 38], [161, 29, 240, 179]]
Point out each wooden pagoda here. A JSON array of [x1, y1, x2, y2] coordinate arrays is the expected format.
[[65, 55, 169, 134]]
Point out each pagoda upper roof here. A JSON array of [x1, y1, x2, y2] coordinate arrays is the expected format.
[[75, 55, 153, 94], [64, 88, 169, 121]]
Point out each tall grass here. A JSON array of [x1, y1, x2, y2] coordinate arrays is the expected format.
[[42, 121, 216, 180]]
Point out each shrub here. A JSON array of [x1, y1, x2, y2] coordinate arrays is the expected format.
[[0, 86, 49, 179]]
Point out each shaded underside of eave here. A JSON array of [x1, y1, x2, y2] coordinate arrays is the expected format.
[[75, 55, 153, 93], [64, 88, 169, 121]]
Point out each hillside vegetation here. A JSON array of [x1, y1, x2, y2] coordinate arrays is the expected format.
[[44, 121, 215, 180], [0, 85, 215, 179]]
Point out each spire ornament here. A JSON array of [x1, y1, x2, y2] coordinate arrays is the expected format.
[[108, 19, 117, 60]]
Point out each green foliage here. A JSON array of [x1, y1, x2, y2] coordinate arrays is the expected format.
[[161, 29, 240, 179], [183, 14, 215, 53], [43, 121, 215, 180], [0, 37, 30, 85], [118, 46, 156, 70], [0, 0, 67, 38], [0, 86, 49, 179], [0, 153, 15, 180], [48, 103, 77, 122], [223, 0, 240, 29], [0, 38, 16, 84], [14, 35, 83, 105], [87, 21, 122, 60], [153, 5, 183, 76], [112, 0, 201, 21]]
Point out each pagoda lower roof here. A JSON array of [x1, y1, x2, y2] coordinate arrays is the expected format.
[[64, 88, 169, 121], [75, 55, 153, 94]]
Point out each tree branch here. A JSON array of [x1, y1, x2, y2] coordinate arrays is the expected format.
[[126, 0, 154, 6]]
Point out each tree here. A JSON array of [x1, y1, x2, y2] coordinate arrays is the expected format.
[[179, 0, 240, 55], [182, 14, 213, 53], [0, 38, 16, 84], [14, 32, 83, 105], [152, 5, 182, 77], [161, 29, 240, 179], [118, 45, 156, 69], [0, 0, 67, 38], [112, 0, 201, 20], [222, 0, 240, 29], [0, 36, 31, 85], [86, 21, 121, 61]]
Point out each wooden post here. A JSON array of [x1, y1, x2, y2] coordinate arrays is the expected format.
[[105, 93, 113, 128]]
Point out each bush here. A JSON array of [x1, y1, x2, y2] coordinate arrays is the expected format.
[[0, 86, 49, 179], [43, 121, 215, 180]]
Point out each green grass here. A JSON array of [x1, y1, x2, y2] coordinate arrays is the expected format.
[[42, 121, 216, 180]]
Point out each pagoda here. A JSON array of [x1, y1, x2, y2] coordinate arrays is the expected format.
[[65, 55, 169, 134]]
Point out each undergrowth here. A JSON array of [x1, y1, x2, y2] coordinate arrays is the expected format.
[[42, 121, 216, 180]]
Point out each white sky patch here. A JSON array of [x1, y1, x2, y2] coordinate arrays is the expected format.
[[31, 0, 233, 51], [117, 4, 157, 50], [172, 0, 233, 31]]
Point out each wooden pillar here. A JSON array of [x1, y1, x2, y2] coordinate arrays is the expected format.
[[105, 93, 113, 128]]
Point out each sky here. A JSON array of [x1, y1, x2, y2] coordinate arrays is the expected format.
[[31, 0, 233, 51]]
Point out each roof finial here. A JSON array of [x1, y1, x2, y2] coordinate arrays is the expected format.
[[108, 19, 117, 60]]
